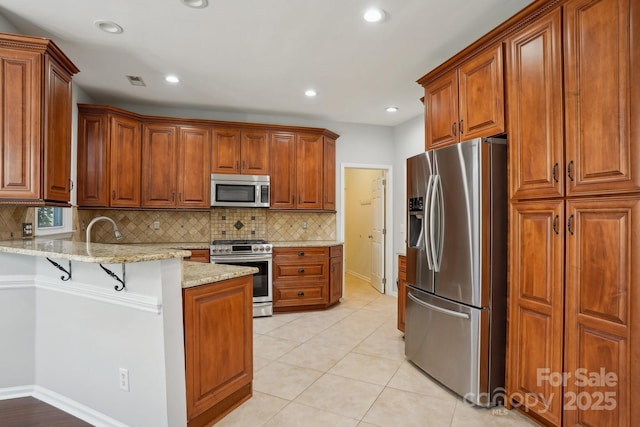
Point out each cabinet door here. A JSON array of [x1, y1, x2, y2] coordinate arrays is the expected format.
[[323, 136, 336, 211], [507, 200, 564, 426], [507, 9, 564, 200], [424, 70, 459, 149], [269, 132, 296, 209], [110, 115, 141, 207], [564, 197, 639, 427], [329, 246, 343, 305], [141, 124, 177, 208], [564, 0, 640, 196], [241, 130, 269, 175], [77, 111, 109, 206], [177, 125, 211, 208], [296, 133, 323, 209], [0, 49, 41, 200], [211, 128, 240, 174], [43, 56, 73, 203], [458, 44, 505, 140], [183, 276, 253, 423]]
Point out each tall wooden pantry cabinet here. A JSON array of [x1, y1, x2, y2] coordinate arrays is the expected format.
[[506, 0, 639, 426]]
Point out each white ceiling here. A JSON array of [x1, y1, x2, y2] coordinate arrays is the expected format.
[[0, 0, 533, 127]]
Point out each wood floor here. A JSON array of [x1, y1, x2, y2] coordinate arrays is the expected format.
[[0, 397, 91, 427]]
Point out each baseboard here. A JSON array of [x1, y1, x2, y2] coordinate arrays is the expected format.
[[345, 270, 371, 283], [0, 385, 127, 427]]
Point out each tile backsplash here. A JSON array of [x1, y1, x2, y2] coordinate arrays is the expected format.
[[0, 206, 35, 241], [76, 209, 211, 243], [267, 211, 336, 241]]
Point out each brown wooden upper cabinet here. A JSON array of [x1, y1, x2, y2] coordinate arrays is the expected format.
[[269, 131, 336, 210], [422, 44, 504, 150], [211, 128, 269, 175], [563, 0, 640, 197], [141, 123, 211, 208], [77, 105, 142, 208], [506, 9, 564, 200], [0, 33, 78, 204]]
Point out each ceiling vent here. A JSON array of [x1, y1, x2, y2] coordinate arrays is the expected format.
[[126, 75, 146, 86]]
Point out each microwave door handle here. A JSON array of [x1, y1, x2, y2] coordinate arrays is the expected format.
[[423, 175, 434, 269]]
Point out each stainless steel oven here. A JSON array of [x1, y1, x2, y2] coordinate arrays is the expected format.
[[210, 239, 273, 317]]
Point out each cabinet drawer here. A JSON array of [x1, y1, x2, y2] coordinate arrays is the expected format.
[[273, 282, 328, 307], [273, 247, 329, 259], [273, 260, 328, 280]]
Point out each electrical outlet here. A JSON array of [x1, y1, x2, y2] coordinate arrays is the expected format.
[[119, 368, 129, 391], [302, 221, 308, 229], [153, 221, 160, 230], [22, 223, 33, 239]]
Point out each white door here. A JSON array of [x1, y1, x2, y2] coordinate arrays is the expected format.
[[370, 172, 385, 293]]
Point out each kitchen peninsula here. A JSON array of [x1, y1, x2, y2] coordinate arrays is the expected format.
[[0, 239, 257, 427]]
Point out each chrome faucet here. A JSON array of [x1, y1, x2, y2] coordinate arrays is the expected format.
[[86, 216, 123, 242]]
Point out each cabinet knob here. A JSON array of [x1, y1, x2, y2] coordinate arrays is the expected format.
[[112, 190, 116, 200], [297, 291, 304, 297], [552, 163, 559, 183], [298, 268, 305, 274], [459, 119, 464, 134], [68, 179, 74, 192], [452, 122, 457, 136], [298, 251, 305, 256]]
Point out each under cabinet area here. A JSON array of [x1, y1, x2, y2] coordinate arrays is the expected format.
[[183, 275, 253, 427], [272, 245, 343, 312], [421, 43, 504, 150], [0, 33, 78, 204]]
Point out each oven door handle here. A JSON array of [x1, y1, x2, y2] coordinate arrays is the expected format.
[[210, 255, 273, 263]]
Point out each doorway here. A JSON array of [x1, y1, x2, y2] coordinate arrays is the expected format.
[[343, 167, 389, 294]]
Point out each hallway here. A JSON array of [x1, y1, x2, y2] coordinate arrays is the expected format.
[[218, 274, 537, 426]]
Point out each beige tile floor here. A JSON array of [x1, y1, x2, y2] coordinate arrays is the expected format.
[[218, 274, 539, 427]]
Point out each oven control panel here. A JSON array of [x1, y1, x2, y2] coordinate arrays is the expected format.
[[210, 242, 272, 255]]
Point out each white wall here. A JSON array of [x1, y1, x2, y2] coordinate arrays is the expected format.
[[0, 13, 18, 32], [391, 114, 425, 285]]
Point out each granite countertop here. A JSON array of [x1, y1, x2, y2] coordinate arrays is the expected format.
[[0, 240, 191, 264], [271, 240, 343, 248], [181, 262, 258, 289]]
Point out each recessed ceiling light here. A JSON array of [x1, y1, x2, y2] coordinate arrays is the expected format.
[[386, 106, 399, 112], [94, 20, 124, 34], [165, 75, 180, 83], [181, 0, 209, 8], [305, 89, 317, 97], [363, 8, 386, 23]]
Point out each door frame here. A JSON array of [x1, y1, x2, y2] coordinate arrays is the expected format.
[[340, 163, 394, 296]]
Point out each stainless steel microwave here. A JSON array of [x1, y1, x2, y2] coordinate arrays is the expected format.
[[210, 174, 270, 208]]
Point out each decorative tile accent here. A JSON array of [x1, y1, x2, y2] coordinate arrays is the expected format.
[[77, 209, 211, 244], [0, 206, 34, 241], [266, 211, 336, 242], [210, 208, 267, 241]]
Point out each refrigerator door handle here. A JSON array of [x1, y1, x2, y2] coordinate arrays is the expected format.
[[424, 175, 434, 269], [407, 292, 470, 319], [429, 174, 444, 272]]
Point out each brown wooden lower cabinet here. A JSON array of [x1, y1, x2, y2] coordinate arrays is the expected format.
[[182, 275, 253, 427], [507, 200, 564, 425], [397, 255, 407, 333], [272, 245, 343, 311], [184, 249, 210, 263], [507, 196, 639, 426]]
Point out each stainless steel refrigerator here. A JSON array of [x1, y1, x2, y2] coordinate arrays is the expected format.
[[405, 137, 507, 407]]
